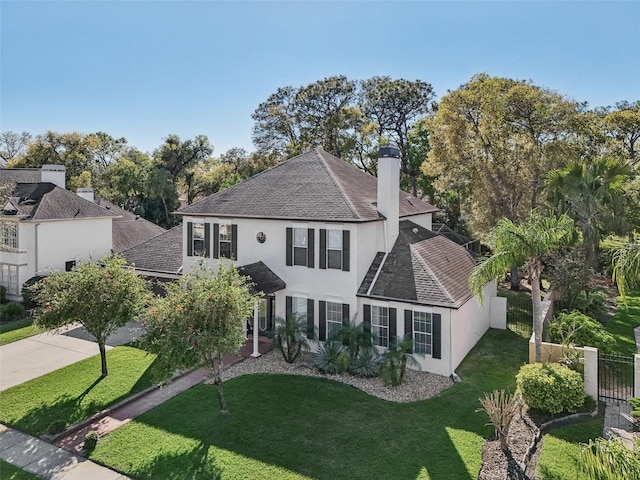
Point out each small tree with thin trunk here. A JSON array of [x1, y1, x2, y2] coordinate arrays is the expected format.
[[30, 255, 148, 376], [142, 261, 255, 413], [470, 211, 575, 362]]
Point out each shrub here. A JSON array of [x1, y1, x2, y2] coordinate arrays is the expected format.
[[0, 285, 6, 304], [516, 363, 585, 414], [0, 302, 25, 321], [313, 341, 349, 374], [348, 347, 381, 378], [273, 315, 309, 364], [21, 275, 46, 311], [83, 431, 99, 451], [477, 390, 522, 450], [548, 310, 614, 351], [579, 437, 640, 479], [380, 336, 416, 387], [47, 420, 67, 435]]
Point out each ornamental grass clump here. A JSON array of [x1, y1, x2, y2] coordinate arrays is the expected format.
[[579, 437, 640, 480], [477, 390, 522, 451], [516, 362, 585, 414]]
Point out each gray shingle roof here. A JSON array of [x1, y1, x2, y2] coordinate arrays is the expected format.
[[358, 220, 476, 308], [0, 168, 41, 184], [239, 261, 286, 295], [96, 199, 165, 253], [120, 226, 183, 274], [5, 183, 117, 220], [177, 148, 437, 222]]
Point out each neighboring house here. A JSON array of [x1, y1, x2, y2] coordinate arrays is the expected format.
[[125, 147, 505, 376], [0, 165, 164, 300]]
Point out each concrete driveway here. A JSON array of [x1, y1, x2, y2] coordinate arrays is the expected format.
[[0, 321, 145, 391]]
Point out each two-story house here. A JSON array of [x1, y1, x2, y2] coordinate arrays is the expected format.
[[0, 165, 164, 300], [125, 147, 505, 376]]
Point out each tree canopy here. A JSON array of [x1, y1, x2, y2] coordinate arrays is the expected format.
[[142, 262, 256, 413], [29, 255, 148, 376]]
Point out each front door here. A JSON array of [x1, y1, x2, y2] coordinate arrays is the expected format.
[[257, 296, 274, 335]]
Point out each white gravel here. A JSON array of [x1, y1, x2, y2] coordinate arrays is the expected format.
[[220, 349, 454, 403]]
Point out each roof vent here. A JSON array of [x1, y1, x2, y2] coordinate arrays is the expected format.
[[412, 228, 419, 234]]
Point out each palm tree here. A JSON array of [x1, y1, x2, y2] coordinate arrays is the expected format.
[[612, 242, 640, 298], [470, 211, 575, 362], [547, 157, 630, 267]]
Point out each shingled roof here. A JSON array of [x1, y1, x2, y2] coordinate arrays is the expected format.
[[177, 148, 437, 222], [121, 226, 184, 275], [95, 199, 165, 253], [358, 220, 476, 308], [0, 168, 41, 184], [3, 183, 117, 221]]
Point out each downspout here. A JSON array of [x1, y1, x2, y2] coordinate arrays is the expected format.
[[34, 223, 40, 274], [251, 300, 260, 357]]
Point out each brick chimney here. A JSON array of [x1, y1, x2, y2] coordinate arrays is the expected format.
[[377, 146, 401, 250], [41, 165, 66, 189]]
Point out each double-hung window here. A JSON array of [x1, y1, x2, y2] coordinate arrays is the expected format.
[[326, 301, 343, 339], [0, 222, 18, 250], [372, 306, 389, 347], [0, 264, 18, 295], [327, 230, 342, 269], [291, 296, 307, 322], [218, 224, 233, 259], [413, 311, 432, 355], [192, 223, 206, 256], [293, 228, 308, 266]]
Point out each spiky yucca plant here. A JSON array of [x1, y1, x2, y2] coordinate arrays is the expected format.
[[477, 390, 522, 451]]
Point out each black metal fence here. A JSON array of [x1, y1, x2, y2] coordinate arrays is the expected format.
[[598, 352, 635, 401], [498, 290, 533, 338]]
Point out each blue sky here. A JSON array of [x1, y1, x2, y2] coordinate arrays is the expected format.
[[1, 1, 639, 155]]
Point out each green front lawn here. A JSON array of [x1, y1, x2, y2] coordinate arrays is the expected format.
[[0, 459, 42, 480], [0, 319, 41, 346], [535, 414, 604, 479], [606, 291, 640, 355], [0, 346, 159, 436], [89, 329, 528, 480]]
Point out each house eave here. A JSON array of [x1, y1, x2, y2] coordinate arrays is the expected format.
[[356, 292, 474, 310]]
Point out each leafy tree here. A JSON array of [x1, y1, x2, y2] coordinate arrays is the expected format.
[[470, 211, 575, 362], [0, 131, 31, 165], [604, 100, 640, 164], [100, 149, 152, 211], [547, 157, 630, 267], [360, 76, 434, 195], [142, 166, 180, 228], [611, 242, 640, 298], [142, 262, 256, 413], [29, 255, 148, 376], [424, 74, 582, 237]]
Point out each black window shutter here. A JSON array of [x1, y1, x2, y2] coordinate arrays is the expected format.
[[286, 228, 293, 266], [187, 222, 193, 256], [363, 304, 372, 346], [389, 308, 397, 342], [231, 224, 238, 260], [342, 230, 350, 272], [307, 298, 314, 340], [319, 301, 326, 341], [204, 223, 211, 258], [432, 314, 442, 359], [404, 309, 413, 353], [319, 229, 327, 269], [213, 223, 220, 259], [286, 296, 292, 319], [307, 228, 314, 268], [342, 303, 350, 326]]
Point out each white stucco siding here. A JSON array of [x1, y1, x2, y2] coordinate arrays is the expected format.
[[403, 212, 433, 231], [449, 281, 496, 372]]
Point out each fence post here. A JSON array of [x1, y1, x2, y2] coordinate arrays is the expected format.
[[635, 354, 640, 399], [583, 346, 598, 402]]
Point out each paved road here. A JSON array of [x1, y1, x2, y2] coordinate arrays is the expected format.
[[0, 321, 144, 391]]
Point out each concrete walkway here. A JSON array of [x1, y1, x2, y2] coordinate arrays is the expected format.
[[0, 424, 129, 480]]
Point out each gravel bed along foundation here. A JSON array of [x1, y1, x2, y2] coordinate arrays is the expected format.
[[216, 350, 454, 403]]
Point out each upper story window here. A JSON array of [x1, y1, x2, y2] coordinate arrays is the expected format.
[[320, 228, 350, 271], [0, 222, 18, 250], [187, 222, 209, 257], [286, 227, 314, 268], [213, 223, 237, 260]]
